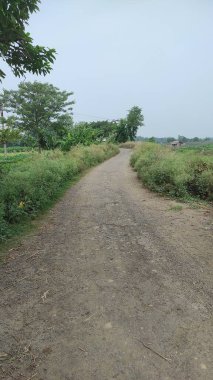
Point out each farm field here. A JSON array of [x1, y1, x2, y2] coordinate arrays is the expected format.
[[131, 142, 213, 201], [0, 151, 32, 164], [178, 142, 213, 159], [0, 146, 34, 154]]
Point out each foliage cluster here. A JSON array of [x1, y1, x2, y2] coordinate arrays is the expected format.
[[0, 81, 74, 151], [0, 144, 119, 242], [1, 80, 143, 151], [0, 0, 56, 80], [114, 106, 144, 143], [61, 123, 101, 150], [131, 143, 213, 201], [62, 106, 144, 149]]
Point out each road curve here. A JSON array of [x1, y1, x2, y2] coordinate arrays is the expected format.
[[0, 149, 212, 380]]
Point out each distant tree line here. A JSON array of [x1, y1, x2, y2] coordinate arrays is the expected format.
[[0, 3, 144, 153], [62, 106, 144, 151], [0, 81, 144, 152], [136, 136, 213, 144]]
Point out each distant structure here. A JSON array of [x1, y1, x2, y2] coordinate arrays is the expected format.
[[170, 140, 184, 148]]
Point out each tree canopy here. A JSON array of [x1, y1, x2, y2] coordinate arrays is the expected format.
[[85, 120, 116, 140], [0, 81, 74, 149], [68, 107, 144, 145], [126, 106, 144, 141], [114, 119, 128, 143], [61, 123, 99, 151], [0, 0, 56, 80], [0, 115, 20, 153], [114, 106, 144, 143]]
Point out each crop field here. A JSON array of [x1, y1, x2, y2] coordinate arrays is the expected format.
[[0, 144, 119, 242], [0, 152, 32, 165], [131, 142, 213, 201], [0, 146, 33, 154], [177, 142, 213, 159]]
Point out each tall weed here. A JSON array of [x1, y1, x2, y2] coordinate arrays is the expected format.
[[131, 143, 213, 201]]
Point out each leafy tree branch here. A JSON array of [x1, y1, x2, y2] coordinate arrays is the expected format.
[[0, 0, 56, 80]]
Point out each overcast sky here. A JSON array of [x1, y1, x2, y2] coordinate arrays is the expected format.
[[1, 0, 213, 137]]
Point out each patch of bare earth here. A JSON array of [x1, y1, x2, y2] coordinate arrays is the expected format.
[[0, 149, 212, 380]]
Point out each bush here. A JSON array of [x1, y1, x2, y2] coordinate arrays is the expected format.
[[131, 142, 213, 201], [0, 144, 119, 242]]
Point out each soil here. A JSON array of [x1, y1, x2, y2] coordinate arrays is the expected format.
[[0, 149, 212, 380]]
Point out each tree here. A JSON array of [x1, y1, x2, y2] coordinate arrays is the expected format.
[[178, 135, 188, 143], [126, 106, 144, 141], [61, 123, 99, 151], [87, 120, 116, 141], [113, 106, 144, 143], [167, 137, 176, 143], [0, 116, 20, 154], [1, 81, 74, 150], [114, 119, 129, 143], [0, 0, 56, 80], [192, 137, 200, 142]]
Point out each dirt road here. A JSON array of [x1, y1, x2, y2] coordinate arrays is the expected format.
[[0, 149, 212, 380]]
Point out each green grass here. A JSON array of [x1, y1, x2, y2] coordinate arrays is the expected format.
[[131, 142, 213, 201], [0, 144, 119, 245], [0, 152, 32, 164], [176, 144, 213, 160], [0, 146, 34, 154]]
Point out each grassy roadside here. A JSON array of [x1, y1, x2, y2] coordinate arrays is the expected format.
[[0, 144, 119, 248], [130, 142, 213, 202], [0, 172, 83, 261]]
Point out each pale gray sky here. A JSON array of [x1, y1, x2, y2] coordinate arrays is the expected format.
[[1, 0, 213, 137]]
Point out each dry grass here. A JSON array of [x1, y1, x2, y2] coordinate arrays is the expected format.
[[119, 141, 137, 149]]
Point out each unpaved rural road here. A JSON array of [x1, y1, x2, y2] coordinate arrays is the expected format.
[[0, 149, 212, 380]]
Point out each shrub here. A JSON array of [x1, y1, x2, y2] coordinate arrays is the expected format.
[[131, 142, 213, 201]]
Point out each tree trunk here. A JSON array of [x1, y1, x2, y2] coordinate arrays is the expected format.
[[4, 142, 7, 155]]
